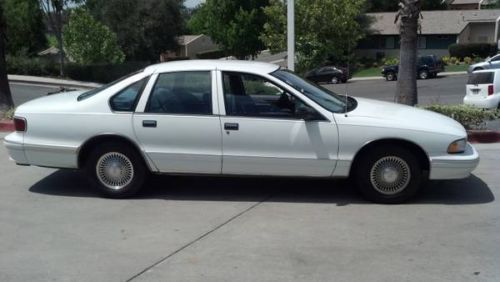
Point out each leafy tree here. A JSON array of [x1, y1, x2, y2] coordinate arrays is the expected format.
[[0, 2, 13, 113], [63, 8, 124, 64], [366, 0, 446, 12], [86, 0, 184, 62], [1, 0, 47, 56], [394, 0, 421, 106], [261, 0, 366, 73], [188, 0, 269, 59]]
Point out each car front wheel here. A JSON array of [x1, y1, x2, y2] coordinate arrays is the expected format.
[[385, 72, 396, 81], [331, 76, 339, 84], [354, 146, 422, 204], [419, 70, 429, 79], [86, 142, 147, 198]]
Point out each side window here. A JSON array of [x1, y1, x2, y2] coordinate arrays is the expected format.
[[146, 71, 212, 115], [110, 77, 148, 112], [222, 72, 319, 119]]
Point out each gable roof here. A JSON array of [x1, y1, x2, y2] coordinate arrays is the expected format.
[[177, 35, 204, 46], [368, 9, 500, 35]]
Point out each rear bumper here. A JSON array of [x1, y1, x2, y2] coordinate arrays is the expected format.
[[3, 133, 29, 165], [429, 143, 479, 180], [463, 95, 500, 109]]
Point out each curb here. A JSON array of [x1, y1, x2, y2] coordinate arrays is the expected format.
[[8, 74, 101, 89], [0, 120, 14, 132], [1, 119, 499, 143]]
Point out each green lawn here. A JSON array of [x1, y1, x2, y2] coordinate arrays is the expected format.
[[352, 67, 381, 78], [444, 64, 469, 72]]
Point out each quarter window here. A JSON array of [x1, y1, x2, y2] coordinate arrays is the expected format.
[[222, 72, 318, 119], [146, 71, 212, 115], [110, 77, 148, 112]]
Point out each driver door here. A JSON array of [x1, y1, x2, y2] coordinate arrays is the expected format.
[[218, 71, 338, 177]]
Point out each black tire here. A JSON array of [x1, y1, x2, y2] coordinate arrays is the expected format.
[[419, 70, 429, 80], [86, 142, 147, 198], [354, 146, 422, 204], [385, 72, 396, 81], [330, 76, 339, 84]]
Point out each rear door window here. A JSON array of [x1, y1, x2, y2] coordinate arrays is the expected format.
[[468, 72, 494, 85]]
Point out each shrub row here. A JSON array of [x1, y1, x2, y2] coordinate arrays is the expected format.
[[448, 43, 497, 60], [424, 104, 499, 130]]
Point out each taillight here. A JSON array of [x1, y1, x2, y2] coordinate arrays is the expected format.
[[488, 84, 494, 96], [14, 117, 27, 132]]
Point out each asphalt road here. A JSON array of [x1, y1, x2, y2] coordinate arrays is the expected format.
[[10, 74, 467, 108], [1, 131, 499, 282], [326, 74, 467, 105]]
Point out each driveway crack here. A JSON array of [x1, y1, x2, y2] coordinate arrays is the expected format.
[[126, 195, 272, 282]]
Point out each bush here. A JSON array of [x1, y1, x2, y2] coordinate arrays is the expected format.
[[6, 55, 59, 77], [65, 61, 150, 83], [441, 56, 450, 65], [463, 56, 473, 65], [1, 107, 15, 120], [449, 43, 496, 59], [383, 57, 399, 66], [449, 56, 459, 65], [196, 49, 226, 59], [424, 104, 499, 130]]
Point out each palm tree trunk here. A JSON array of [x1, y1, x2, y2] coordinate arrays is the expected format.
[[395, 0, 420, 106], [0, 7, 14, 113]]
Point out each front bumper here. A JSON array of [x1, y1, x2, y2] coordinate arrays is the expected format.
[[429, 143, 479, 180], [3, 133, 29, 165]]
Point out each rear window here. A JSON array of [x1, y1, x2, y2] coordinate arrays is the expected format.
[[468, 72, 494, 85]]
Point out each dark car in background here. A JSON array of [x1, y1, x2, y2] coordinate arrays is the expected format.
[[382, 55, 445, 81], [305, 66, 350, 84]]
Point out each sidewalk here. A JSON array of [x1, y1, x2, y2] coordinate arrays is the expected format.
[[8, 74, 102, 89], [350, 71, 467, 81]]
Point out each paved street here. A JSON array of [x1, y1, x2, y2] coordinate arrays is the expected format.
[[1, 131, 499, 282], [326, 74, 467, 105], [9, 83, 61, 107]]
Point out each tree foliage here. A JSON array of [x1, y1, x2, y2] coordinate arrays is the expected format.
[[0, 1, 13, 112], [188, 0, 269, 59], [86, 0, 185, 62], [1, 0, 47, 56], [261, 0, 367, 73], [63, 8, 124, 64]]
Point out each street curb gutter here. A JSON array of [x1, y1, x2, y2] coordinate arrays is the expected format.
[[8, 74, 101, 89], [1, 119, 499, 143]]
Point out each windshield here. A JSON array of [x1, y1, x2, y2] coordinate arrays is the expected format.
[[77, 69, 145, 101], [271, 69, 353, 113]]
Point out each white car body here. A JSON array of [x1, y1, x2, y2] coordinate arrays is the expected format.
[[464, 69, 500, 109], [4, 60, 479, 201]]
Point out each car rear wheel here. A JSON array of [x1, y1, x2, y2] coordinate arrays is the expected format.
[[419, 70, 429, 80], [385, 72, 396, 81], [86, 142, 146, 198], [331, 76, 339, 84], [354, 146, 422, 204]]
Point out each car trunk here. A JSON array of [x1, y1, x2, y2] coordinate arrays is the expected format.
[[466, 72, 494, 98]]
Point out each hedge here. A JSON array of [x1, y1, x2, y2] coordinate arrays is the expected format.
[[424, 104, 499, 130], [448, 43, 497, 59]]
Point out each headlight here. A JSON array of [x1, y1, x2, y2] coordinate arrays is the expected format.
[[447, 139, 466, 154]]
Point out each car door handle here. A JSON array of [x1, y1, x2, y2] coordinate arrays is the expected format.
[[224, 122, 239, 131], [142, 120, 157, 128]]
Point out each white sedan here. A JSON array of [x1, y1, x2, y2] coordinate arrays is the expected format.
[[4, 60, 479, 203]]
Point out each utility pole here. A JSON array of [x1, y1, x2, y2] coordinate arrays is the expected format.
[[287, 0, 295, 71]]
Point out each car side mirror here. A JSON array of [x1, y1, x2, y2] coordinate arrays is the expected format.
[[296, 106, 321, 121]]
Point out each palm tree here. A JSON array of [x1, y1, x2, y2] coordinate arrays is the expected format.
[[0, 2, 14, 114], [394, 0, 421, 106]]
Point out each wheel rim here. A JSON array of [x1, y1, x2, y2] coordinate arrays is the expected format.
[[387, 74, 394, 80], [420, 72, 428, 79], [331, 77, 338, 84], [96, 152, 134, 190], [369, 156, 411, 195]]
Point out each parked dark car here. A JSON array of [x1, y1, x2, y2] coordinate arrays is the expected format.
[[305, 66, 350, 84], [381, 55, 445, 81]]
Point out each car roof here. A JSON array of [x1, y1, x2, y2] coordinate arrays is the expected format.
[[145, 59, 281, 74]]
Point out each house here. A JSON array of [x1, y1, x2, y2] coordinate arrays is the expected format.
[[447, 0, 496, 10], [161, 35, 219, 61], [357, 9, 500, 59]]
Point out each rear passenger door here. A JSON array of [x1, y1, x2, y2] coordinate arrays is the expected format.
[[133, 71, 222, 174]]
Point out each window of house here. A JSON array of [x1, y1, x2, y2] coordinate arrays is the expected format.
[[146, 71, 212, 115]]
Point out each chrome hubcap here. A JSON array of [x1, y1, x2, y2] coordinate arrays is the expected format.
[[96, 152, 134, 190], [370, 156, 411, 195]]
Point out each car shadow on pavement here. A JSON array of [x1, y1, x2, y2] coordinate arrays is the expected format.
[[29, 170, 494, 205]]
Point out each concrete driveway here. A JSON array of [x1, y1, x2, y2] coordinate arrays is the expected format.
[[1, 133, 499, 282]]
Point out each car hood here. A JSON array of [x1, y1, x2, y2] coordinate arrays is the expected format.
[[16, 90, 86, 114], [343, 97, 466, 137]]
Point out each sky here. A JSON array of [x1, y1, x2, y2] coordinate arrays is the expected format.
[[185, 0, 203, 8]]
